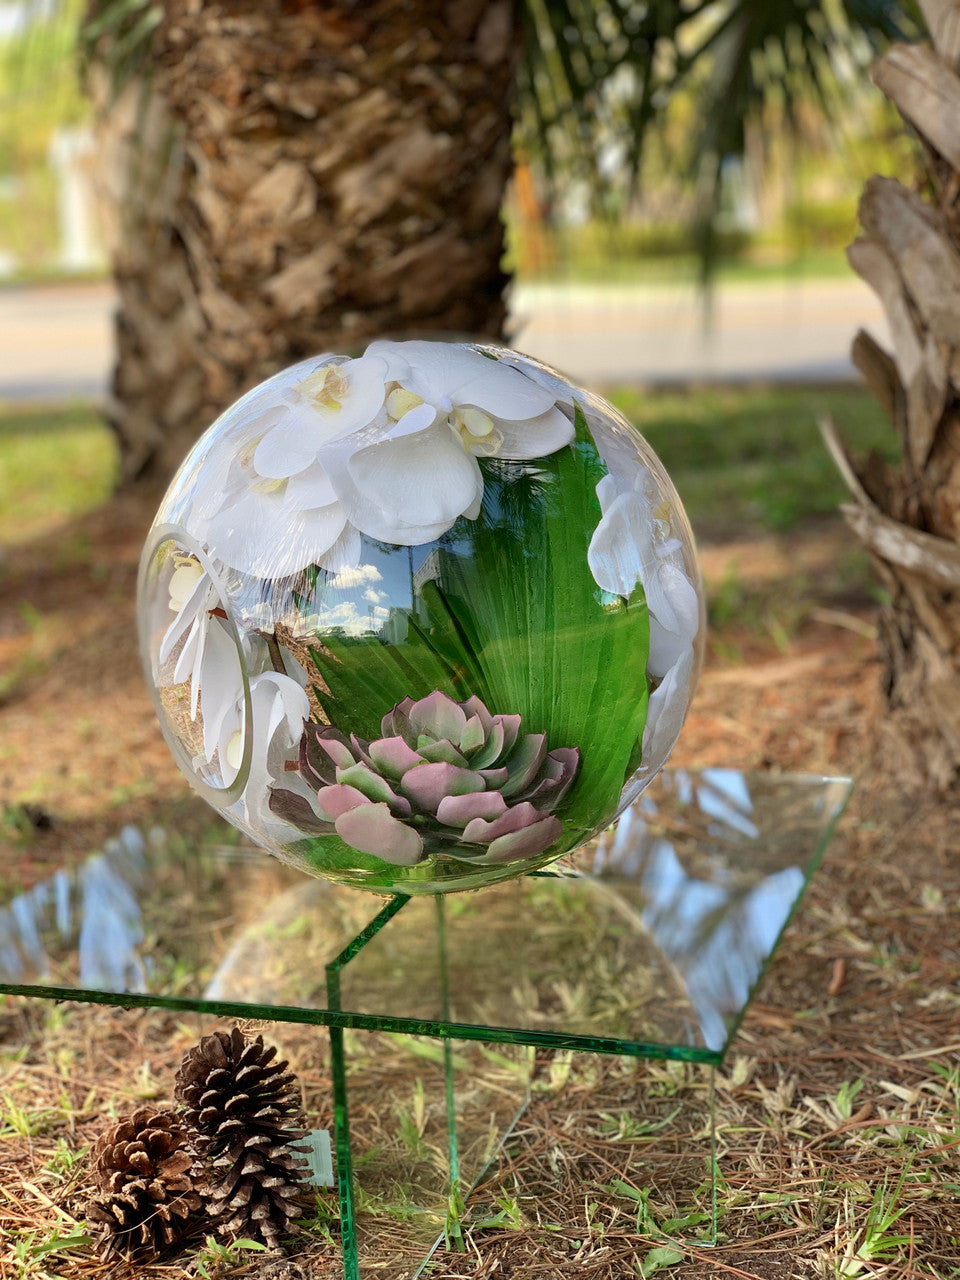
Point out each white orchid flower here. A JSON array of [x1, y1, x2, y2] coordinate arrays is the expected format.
[[214, 666, 309, 792], [587, 474, 700, 680], [157, 555, 222, 717], [156, 559, 309, 793], [327, 339, 572, 546], [180, 342, 575, 581]]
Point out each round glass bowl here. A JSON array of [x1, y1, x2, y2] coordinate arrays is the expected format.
[[138, 340, 705, 894]]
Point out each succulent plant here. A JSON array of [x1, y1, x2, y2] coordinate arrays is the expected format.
[[270, 690, 579, 866]]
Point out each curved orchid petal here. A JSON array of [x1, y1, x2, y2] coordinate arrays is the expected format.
[[368, 339, 559, 421], [253, 403, 334, 479], [345, 425, 484, 545], [493, 405, 574, 459], [642, 646, 695, 767], [201, 487, 347, 579]]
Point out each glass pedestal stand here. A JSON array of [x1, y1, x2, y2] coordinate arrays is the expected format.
[[0, 769, 852, 1278]]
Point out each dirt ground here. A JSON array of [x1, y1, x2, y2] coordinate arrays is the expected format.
[[0, 490, 958, 1279]]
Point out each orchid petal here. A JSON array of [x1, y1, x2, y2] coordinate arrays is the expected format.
[[199, 621, 243, 764], [253, 404, 330, 478], [490, 405, 574, 459], [346, 426, 483, 544], [284, 460, 338, 507], [642, 646, 695, 767], [587, 489, 657, 598], [198, 486, 347, 578]]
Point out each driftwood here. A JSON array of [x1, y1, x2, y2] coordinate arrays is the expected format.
[[831, 0, 960, 790]]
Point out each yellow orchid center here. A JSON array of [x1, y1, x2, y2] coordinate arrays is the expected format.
[[225, 728, 244, 770], [302, 365, 349, 413], [450, 406, 503, 456], [250, 475, 287, 496], [386, 386, 425, 420], [168, 557, 204, 612]]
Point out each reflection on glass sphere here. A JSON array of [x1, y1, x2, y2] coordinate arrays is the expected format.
[[138, 341, 705, 894]]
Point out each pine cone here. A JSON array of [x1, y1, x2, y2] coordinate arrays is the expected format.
[[175, 1027, 309, 1248], [86, 1106, 202, 1259]]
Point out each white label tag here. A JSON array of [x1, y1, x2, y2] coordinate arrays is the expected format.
[[301, 1129, 335, 1187]]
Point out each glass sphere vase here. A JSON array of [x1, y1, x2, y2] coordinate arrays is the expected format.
[[138, 340, 705, 894]]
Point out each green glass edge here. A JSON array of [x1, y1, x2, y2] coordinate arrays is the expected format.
[[326, 892, 411, 974], [0, 981, 723, 1064]]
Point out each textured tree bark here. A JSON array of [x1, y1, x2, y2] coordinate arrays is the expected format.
[[91, 0, 520, 484], [828, 0, 960, 790]]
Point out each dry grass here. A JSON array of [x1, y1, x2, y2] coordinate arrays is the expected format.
[[0, 490, 958, 1280]]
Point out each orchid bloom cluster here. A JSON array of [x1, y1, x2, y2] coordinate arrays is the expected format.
[[149, 340, 702, 871], [180, 340, 574, 580]]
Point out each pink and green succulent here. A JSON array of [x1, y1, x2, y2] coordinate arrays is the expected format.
[[269, 690, 579, 866]]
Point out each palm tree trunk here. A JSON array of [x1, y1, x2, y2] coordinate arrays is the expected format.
[[825, 0, 960, 789], [90, 0, 520, 484]]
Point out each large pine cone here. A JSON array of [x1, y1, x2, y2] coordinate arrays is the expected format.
[[175, 1026, 309, 1248], [86, 1106, 202, 1259]]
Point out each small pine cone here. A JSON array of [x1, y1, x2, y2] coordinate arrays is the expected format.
[[86, 1106, 202, 1259], [175, 1027, 309, 1248]]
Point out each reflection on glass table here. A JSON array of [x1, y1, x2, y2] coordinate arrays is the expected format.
[[0, 769, 852, 1277], [0, 768, 852, 1063]]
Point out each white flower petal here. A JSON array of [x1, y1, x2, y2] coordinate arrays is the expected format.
[[648, 613, 692, 681], [300, 352, 388, 434], [587, 489, 658, 597], [252, 404, 331, 479], [367, 339, 558, 421], [498, 353, 577, 405], [200, 487, 347, 578], [200, 620, 244, 764], [344, 425, 483, 545], [492, 404, 574, 459], [172, 613, 202, 689], [595, 474, 620, 517], [377, 401, 439, 440], [316, 523, 362, 576], [284, 459, 338, 508], [453, 363, 558, 421], [159, 571, 211, 666], [642, 645, 695, 768]]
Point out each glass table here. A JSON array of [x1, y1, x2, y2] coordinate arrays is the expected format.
[[0, 768, 852, 1278]]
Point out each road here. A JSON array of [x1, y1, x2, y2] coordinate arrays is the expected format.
[[0, 277, 888, 403]]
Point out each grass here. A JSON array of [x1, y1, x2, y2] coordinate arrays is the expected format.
[[0, 404, 117, 547], [0, 387, 895, 552], [0, 385, 958, 1277], [505, 215, 854, 287], [608, 384, 897, 536]]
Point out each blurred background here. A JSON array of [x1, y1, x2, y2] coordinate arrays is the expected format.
[[0, 0, 918, 401]]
